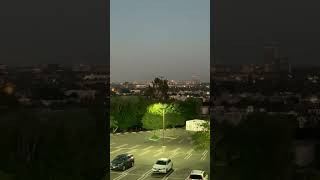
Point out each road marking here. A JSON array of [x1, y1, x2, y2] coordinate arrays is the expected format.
[[169, 147, 181, 158], [112, 167, 136, 180], [165, 136, 176, 139], [184, 153, 192, 160], [153, 149, 164, 157], [169, 152, 177, 158], [115, 144, 128, 148], [128, 145, 141, 149], [132, 132, 136, 133], [186, 149, 194, 154], [138, 150, 150, 156], [178, 138, 184, 143], [172, 148, 181, 152], [127, 149, 138, 153], [202, 150, 208, 156], [201, 150, 208, 160], [110, 148, 124, 154], [142, 146, 154, 151], [137, 169, 153, 180], [110, 143, 116, 146], [161, 168, 178, 180], [184, 149, 194, 160]]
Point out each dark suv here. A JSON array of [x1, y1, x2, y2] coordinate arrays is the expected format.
[[110, 154, 135, 171]]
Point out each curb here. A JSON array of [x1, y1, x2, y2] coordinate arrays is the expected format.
[[110, 128, 184, 136]]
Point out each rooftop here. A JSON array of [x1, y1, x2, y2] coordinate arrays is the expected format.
[[158, 158, 170, 161], [190, 170, 205, 175]]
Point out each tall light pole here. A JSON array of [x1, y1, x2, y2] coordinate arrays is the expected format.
[[162, 105, 166, 152], [162, 104, 166, 152]]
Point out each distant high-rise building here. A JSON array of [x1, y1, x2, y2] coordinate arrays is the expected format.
[[192, 75, 201, 85]]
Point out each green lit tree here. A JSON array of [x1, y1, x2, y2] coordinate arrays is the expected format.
[[142, 103, 184, 137], [141, 112, 162, 137]]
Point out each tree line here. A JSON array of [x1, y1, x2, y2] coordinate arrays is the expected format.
[[110, 96, 202, 133], [110, 77, 203, 133]]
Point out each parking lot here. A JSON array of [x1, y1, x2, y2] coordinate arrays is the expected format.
[[110, 128, 210, 180]]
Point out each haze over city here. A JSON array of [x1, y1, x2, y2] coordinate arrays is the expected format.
[[110, 0, 210, 82]]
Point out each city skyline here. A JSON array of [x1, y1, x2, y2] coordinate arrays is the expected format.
[[110, 0, 210, 82]]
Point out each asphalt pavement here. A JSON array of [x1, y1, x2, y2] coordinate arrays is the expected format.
[[109, 128, 210, 180]]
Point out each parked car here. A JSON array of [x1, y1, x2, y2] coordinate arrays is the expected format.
[[110, 154, 134, 171], [186, 170, 209, 180], [152, 158, 173, 174]]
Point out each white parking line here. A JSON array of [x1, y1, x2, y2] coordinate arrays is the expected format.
[[184, 149, 194, 160], [172, 148, 181, 151], [110, 148, 124, 154], [202, 150, 208, 156], [115, 144, 128, 148], [112, 167, 136, 180], [186, 149, 194, 154], [201, 150, 208, 160], [184, 153, 192, 160], [137, 169, 153, 180], [162, 168, 178, 180], [178, 138, 184, 143], [129, 145, 141, 149], [169, 151, 179, 158], [127, 149, 138, 153], [169, 147, 181, 157], [138, 150, 150, 156], [142, 146, 154, 151], [153, 149, 164, 157]]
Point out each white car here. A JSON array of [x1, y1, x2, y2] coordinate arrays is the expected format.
[[186, 170, 209, 180], [152, 158, 173, 174]]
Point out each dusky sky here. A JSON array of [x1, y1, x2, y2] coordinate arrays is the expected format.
[[0, 0, 107, 66], [111, 0, 210, 82], [213, 0, 320, 66], [2, 0, 319, 78]]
